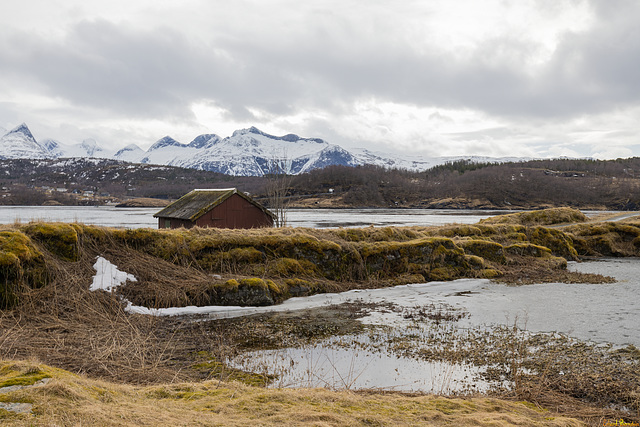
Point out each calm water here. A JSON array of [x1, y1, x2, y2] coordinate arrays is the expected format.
[[0, 206, 510, 229], [222, 259, 640, 392], [205, 259, 640, 348]]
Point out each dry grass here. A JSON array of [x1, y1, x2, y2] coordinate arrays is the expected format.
[[1, 215, 638, 425], [479, 207, 587, 227], [0, 359, 586, 426]]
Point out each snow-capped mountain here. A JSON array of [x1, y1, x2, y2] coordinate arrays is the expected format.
[[0, 123, 524, 176], [0, 123, 51, 159], [40, 139, 66, 157], [113, 144, 146, 163], [166, 127, 361, 176]]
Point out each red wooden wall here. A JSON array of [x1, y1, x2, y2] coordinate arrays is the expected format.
[[158, 194, 273, 229]]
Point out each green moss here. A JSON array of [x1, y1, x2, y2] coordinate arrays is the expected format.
[[228, 247, 264, 263], [459, 240, 506, 264], [284, 278, 314, 297], [528, 227, 578, 260], [427, 267, 455, 281], [437, 225, 484, 238], [21, 223, 79, 262], [505, 232, 528, 242], [0, 231, 49, 308], [464, 255, 485, 269], [218, 279, 239, 291], [567, 222, 640, 257], [271, 257, 316, 277], [265, 279, 286, 297], [356, 237, 468, 279], [505, 243, 552, 257], [0, 231, 41, 266], [480, 269, 503, 279], [0, 370, 50, 388], [239, 278, 267, 289]]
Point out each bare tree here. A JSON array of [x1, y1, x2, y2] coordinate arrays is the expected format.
[[265, 152, 292, 227]]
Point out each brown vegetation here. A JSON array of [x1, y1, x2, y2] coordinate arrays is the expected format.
[[1, 209, 640, 424], [0, 208, 632, 311], [289, 158, 640, 209], [0, 359, 586, 426], [115, 198, 171, 208], [7, 156, 640, 209]]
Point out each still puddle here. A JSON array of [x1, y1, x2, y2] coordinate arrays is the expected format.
[[230, 342, 488, 393]]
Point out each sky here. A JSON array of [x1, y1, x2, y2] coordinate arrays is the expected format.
[[1, 0, 639, 159]]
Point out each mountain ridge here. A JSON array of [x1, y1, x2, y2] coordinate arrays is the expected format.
[[0, 122, 527, 176]]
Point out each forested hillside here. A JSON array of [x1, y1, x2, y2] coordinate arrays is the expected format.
[[289, 158, 640, 210], [2, 157, 640, 209]]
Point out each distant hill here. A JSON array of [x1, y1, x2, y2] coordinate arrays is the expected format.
[[2, 156, 640, 210]]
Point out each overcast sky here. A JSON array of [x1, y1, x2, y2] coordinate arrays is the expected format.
[[1, 0, 639, 158]]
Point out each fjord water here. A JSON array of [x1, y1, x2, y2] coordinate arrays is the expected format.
[[0, 206, 507, 228]]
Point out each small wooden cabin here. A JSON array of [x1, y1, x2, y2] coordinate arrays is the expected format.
[[154, 188, 275, 229]]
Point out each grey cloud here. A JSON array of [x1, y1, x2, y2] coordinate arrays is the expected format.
[[2, 1, 640, 129], [208, 1, 640, 121]]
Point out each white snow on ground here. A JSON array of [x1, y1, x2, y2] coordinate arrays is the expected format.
[[89, 256, 479, 317], [90, 256, 264, 316], [91, 257, 137, 292]]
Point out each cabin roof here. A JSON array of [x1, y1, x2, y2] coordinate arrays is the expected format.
[[153, 188, 275, 222]]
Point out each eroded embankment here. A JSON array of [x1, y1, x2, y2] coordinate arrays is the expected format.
[[0, 207, 636, 309]]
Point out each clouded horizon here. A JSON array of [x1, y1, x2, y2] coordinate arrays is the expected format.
[[1, 0, 639, 159]]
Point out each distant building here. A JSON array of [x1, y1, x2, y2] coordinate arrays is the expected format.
[[154, 188, 275, 229]]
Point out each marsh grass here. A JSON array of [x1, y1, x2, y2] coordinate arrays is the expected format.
[[0, 359, 588, 427], [0, 214, 638, 424]]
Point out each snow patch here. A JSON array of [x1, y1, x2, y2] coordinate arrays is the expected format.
[[90, 256, 137, 292]]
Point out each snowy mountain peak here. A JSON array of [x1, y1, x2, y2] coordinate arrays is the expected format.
[[114, 144, 145, 163], [81, 138, 97, 149], [188, 134, 221, 149], [81, 139, 103, 157], [232, 127, 262, 137], [0, 123, 50, 159], [115, 144, 142, 155], [231, 127, 325, 144], [41, 138, 65, 157], [7, 123, 37, 142], [149, 136, 184, 151]]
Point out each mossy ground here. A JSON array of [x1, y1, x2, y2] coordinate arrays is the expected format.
[[1, 209, 630, 310], [0, 359, 586, 426]]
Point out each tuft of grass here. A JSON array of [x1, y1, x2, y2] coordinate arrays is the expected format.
[[21, 222, 80, 262], [479, 207, 587, 227]]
